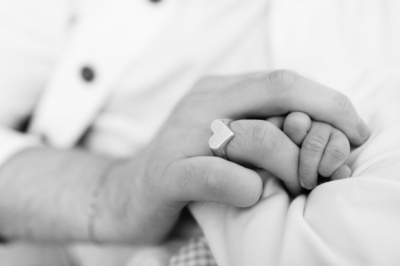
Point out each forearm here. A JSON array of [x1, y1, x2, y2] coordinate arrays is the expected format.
[[0, 147, 120, 243]]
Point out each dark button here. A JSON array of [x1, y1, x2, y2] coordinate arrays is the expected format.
[[81, 66, 95, 82], [149, 0, 162, 3]]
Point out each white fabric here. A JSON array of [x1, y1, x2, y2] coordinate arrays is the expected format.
[[0, 0, 68, 167], [29, 0, 271, 156], [0, 0, 399, 266]]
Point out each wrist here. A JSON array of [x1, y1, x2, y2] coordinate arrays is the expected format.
[[94, 156, 178, 245], [93, 159, 151, 244]]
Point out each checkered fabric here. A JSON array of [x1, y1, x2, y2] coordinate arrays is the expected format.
[[169, 237, 218, 266]]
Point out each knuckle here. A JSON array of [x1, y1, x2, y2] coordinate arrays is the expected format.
[[304, 135, 327, 153], [251, 122, 271, 147], [250, 122, 277, 149], [333, 92, 352, 113], [249, 122, 281, 159], [325, 142, 349, 162], [267, 70, 299, 93], [234, 76, 257, 87]]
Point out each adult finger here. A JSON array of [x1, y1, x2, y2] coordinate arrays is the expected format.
[[165, 157, 263, 207], [318, 129, 350, 177], [225, 120, 302, 195], [210, 70, 369, 146], [299, 122, 332, 190], [283, 112, 312, 146]]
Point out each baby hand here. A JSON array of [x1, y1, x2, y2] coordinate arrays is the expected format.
[[269, 112, 351, 190]]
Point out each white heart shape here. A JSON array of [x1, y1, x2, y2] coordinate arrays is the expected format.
[[209, 119, 234, 151]]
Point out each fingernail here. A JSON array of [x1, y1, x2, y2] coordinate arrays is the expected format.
[[300, 180, 315, 190], [357, 120, 370, 141]]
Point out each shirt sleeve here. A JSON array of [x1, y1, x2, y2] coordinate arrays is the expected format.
[[0, 0, 71, 167]]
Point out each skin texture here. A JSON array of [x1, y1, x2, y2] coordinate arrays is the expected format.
[[267, 112, 351, 190], [0, 70, 369, 244]]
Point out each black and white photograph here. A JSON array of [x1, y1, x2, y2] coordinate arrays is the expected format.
[[0, 1, 399, 265]]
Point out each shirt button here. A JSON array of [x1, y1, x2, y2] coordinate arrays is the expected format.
[[81, 66, 95, 82], [149, 0, 162, 3]]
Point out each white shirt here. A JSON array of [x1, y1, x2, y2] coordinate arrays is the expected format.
[[0, 0, 272, 159], [1, 0, 400, 265]]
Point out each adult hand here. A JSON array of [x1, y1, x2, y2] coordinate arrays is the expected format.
[[102, 70, 369, 243]]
